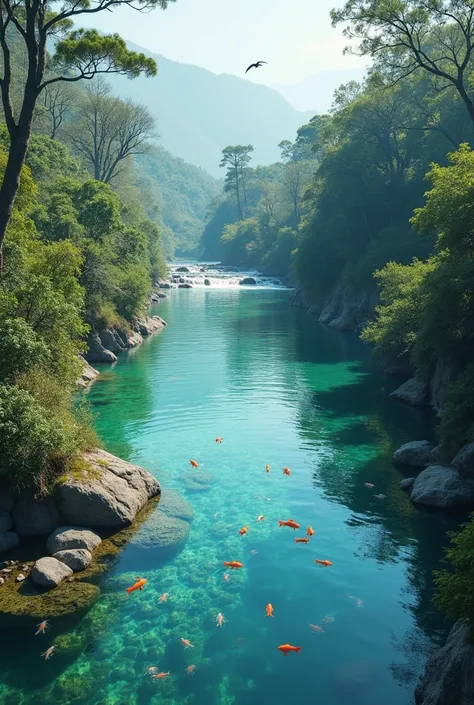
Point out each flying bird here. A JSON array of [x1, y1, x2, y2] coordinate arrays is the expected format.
[[245, 61, 268, 74]]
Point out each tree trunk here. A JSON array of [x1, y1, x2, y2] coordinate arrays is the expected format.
[[234, 165, 242, 220], [456, 82, 474, 129], [0, 128, 30, 261]]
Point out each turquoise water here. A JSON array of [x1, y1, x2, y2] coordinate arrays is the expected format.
[[0, 285, 462, 704]]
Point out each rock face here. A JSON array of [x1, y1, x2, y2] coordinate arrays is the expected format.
[[393, 440, 435, 468], [0, 510, 12, 533], [13, 496, 63, 537], [53, 549, 92, 572], [77, 358, 100, 389], [84, 333, 118, 364], [131, 509, 190, 551], [85, 317, 166, 364], [0, 532, 19, 553], [452, 442, 474, 481], [430, 358, 458, 417], [47, 527, 102, 554], [31, 557, 73, 588], [158, 490, 194, 522], [390, 377, 430, 406], [56, 449, 161, 527], [410, 466, 474, 508], [135, 316, 167, 336], [415, 621, 474, 705], [318, 278, 379, 333], [239, 277, 257, 286]]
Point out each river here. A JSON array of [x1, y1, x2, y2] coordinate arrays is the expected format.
[[0, 268, 461, 705]]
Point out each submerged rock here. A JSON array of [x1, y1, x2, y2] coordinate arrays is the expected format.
[[415, 621, 474, 705], [47, 527, 102, 555], [0, 532, 19, 553], [32, 557, 73, 588], [400, 477, 416, 491], [13, 496, 63, 537], [54, 549, 92, 572], [239, 277, 256, 286], [131, 509, 190, 551], [158, 490, 194, 522], [410, 465, 474, 508], [393, 440, 435, 468], [0, 510, 12, 533], [182, 470, 214, 493], [452, 442, 474, 481], [390, 376, 430, 406], [57, 449, 160, 527]]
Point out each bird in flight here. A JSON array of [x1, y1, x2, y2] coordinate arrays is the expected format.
[[245, 61, 268, 74]]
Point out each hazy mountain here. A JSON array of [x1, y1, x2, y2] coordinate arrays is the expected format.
[[107, 42, 314, 177], [273, 67, 367, 113]]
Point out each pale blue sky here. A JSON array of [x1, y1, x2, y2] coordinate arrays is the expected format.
[[82, 0, 368, 86]]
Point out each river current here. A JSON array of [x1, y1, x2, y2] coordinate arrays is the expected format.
[[0, 266, 460, 705]]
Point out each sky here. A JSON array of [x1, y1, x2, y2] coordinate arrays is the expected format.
[[81, 0, 368, 88]]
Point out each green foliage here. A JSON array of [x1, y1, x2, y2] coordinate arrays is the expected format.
[[438, 364, 474, 461], [0, 319, 50, 384]]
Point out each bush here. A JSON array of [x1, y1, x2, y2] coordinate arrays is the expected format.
[[438, 363, 474, 461], [0, 318, 50, 384]]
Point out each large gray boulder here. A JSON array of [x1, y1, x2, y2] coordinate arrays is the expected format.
[[239, 277, 257, 286], [158, 490, 194, 522], [134, 316, 167, 336], [390, 377, 429, 406], [452, 442, 474, 481], [53, 549, 92, 572], [393, 440, 435, 468], [56, 449, 160, 527], [415, 621, 474, 705], [13, 496, 63, 536], [31, 557, 73, 588], [131, 509, 190, 551], [410, 466, 474, 508], [0, 532, 19, 553], [84, 333, 117, 364], [47, 527, 102, 555], [77, 358, 100, 389], [99, 329, 126, 354], [0, 510, 12, 533]]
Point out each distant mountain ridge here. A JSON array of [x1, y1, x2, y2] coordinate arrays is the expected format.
[[107, 42, 314, 177], [273, 67, 367, 113]]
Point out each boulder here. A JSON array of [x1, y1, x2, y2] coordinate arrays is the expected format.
[[182, 470, 214, 493], [0, 510, 12, 533], [393, 440, 435, 468], [204, 279, 211, 286], [430, 358, 458, 417], [400, 477, 416, 491], [99, 329, 126, 355], [452, 442, 474, 481], [0, 532, 19, 553], [53, 549, 92, 572], [158, 490, 194, 522], [158, 282, 172, 289], [57, 449, 160, 527], [410, 466, 474, 508], [134, 316, 167, 337], [390, 377, 429, 406], [13, 496, 63, 537], [84, 333, 117, 364], [131, 509, 190, 552], [176, 266, 190, 272], [178, 283, 193, 289], [415, 621, 474, 705], [239, 277, 257, 286], [47, 527, 102, 555], [77, 358, 100, 389], [31, 557, 73, 589]]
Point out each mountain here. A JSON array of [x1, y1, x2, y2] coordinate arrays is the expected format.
[[272, 67, 368, 113], [107, 43, 314, 177]]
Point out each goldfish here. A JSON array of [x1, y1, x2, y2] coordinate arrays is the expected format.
[[186, 664, 196, 675], [295, 537, 309, 544], [159, 592, 169, 603], [309, 624, 324, 632], [239, 526, 248, 536], [152, 672, 170, 680], [283, 467, 291, 476], [223, 561, 243, 569], [41, 646, 55, 660], [35, 620, 49, 636], [190, 460, 199, 468], [374, 493, 386, 499], [257, 515, 265, 522], [126, 578, 147, 594], [278, 519, 300, 530], [306, 526, 315, 537], [314, 559, 332, 567], [265, 465, 271, 473], [364, 482, 375, 488], [181, 638, 194, 649], [265, 603, 274, 618], [277, 644, 301, 656], [223, 573, 230, 582], [215, 438, 223, 443], [216, 612, 225, 627]]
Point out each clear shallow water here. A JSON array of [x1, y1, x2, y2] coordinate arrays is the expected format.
[[0, 283, 462, 705]]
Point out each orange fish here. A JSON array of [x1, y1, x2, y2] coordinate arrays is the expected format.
[[41, 646, 55, 660], [223, 561, 243, 570], [181, 638, 194, 649], [278, 519, 300, 530], [190, 460, 199, 468], [309, 624, 324, 632], [35, 620, 49, 636], [277, 644, 301, 656], [216, 612, 225, 627], [257, 515, 265, 522], [283, 467, 291, 476], [186, 664, 196, 675], [294, 537, 309, 544], [215, 438, 223, 443], [314, 559, 332, 567], [239, 526, 248, 536], [159, 592, 169, 603], [265, 603, 274, 618], [152, 671, 170, 679], [126, 578, 147, 594], [265, 465, 271, 473], [306, 526, 315, 537]]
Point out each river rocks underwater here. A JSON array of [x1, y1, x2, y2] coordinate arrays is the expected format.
[[0, 271, 464, 705]]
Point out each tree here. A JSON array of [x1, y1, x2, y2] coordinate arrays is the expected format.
[[0, 0, 174, 267], [68, 79, 155, 183], [331, 0, 474, 128], [220, 145, 253, 220], [39, 81, 77, 140], [278, 139, 294, 163], [281, 160, 314, 224]]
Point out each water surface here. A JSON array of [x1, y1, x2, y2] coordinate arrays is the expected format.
[[0, 281, 460, 705]]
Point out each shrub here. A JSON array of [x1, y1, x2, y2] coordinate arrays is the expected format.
[[0, 318, 50, 384], [438, 363, 474, 461]]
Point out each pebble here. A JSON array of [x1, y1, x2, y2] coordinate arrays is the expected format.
[[21, 565, 29, 571], [0, 577, 4, 585], [16, 574, 26, 582], [1, 568, 12, 574]]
